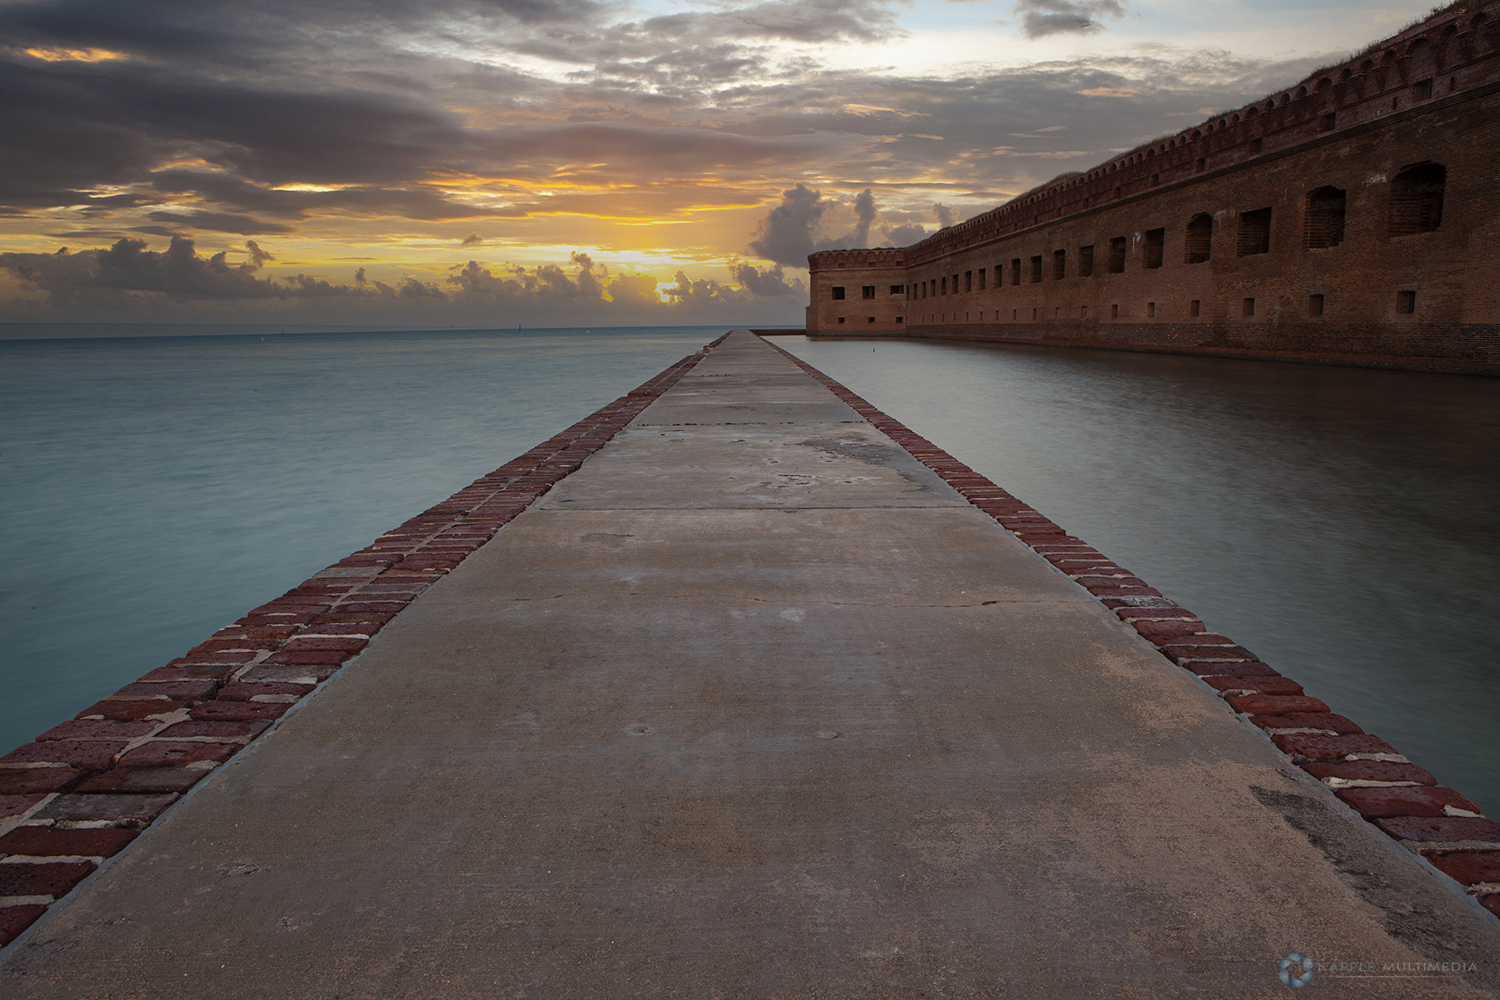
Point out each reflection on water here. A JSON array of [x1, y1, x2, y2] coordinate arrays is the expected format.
[[781, 336, 1500, 813], [0, 327, 719, 755]]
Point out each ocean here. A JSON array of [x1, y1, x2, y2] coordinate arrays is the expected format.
[[2, 326, 1496, 811]]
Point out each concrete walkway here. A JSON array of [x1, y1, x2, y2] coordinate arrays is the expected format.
[[5, 332, 1497, 998]]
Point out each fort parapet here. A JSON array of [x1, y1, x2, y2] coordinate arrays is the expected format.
[[807, 2, 1500, 374]]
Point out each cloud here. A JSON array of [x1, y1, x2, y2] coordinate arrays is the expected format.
[[881, 222, 930, 246], [933, 202, 958, 228], [731, 263, 804, 297], [145, 212, 295, 235], [0, 235, 325, 306], [749, 184, 827, 266], [461, 232, 484, 245], [1013, 0, 1127, 38]]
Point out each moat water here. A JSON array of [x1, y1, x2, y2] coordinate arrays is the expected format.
[[2, 327, 1496, 812]]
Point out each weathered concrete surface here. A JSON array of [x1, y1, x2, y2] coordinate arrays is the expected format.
[[4, 331, 1497, 998]]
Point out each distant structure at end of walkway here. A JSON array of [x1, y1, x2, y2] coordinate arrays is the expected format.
[[807, 2, 1500, 375]]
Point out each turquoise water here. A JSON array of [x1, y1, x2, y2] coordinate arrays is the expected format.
[[0, 327, 721, 755], [780, 336, 1500, 813], [4, 328, 1497, 815]]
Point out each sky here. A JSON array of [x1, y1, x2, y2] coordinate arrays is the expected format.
[[0, 0, 1447, 330]]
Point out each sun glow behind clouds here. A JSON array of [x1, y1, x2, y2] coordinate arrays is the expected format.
[[21, 46, 128, 62]]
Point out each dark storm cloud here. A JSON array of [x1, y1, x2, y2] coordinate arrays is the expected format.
[[1014, 0, 1127, 38]]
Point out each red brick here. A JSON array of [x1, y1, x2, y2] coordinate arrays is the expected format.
[[1271, 733, 1398, 760], [1133, 620, 1208, 641], [37, 719, 156, 742], [190, 639, 273, 652], [301, 622, 375, 635], [262, 649, 353, 666], [156, 720, 270, 740], [34, 792, 177, 827], [0, 860, 95, 897], [1114, 607, 1197, 621], [210, 625, 299, 640], [1085, 584, 1164, 598], [0, 794, 45, 819], [1426, 851, 1500, 887], [1225, 694, 1331, 716], [1336, 785, 1480, 819], [1074, 575, 1149, 588], [1481, 894, 1500, 918], [217, 682, 314, 701], [310, 612, 396, 627], [0, 826, 136, 858], [189, 701, 288, 722], [75, 767, 209, 794], [1375, 816, 1500, 843], [322, 601, 406, 615], [166, 650, 257, 666], [0, 741, 125, 771], [1163, 645, 1258, 663], [117, 741, 240, 768], [1182, 659, 1280, 676], [280, 637, 367, 652], [110, 680, 218, 702], [1302, 760, 1437, 785], [74, 699, 186, 721], [0, 769, 84, 795], [136, 664, 238, 682], [1203, 675, 1304, 695], [1249, 712, 1364, 734], [0, 905, 47, 946]]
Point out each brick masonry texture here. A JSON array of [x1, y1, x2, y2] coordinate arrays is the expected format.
[[758, 334, 1500, 921], [0, 342, 717, 947], [805, 3, 1500, 375]]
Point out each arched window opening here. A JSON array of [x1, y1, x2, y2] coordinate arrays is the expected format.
[[1185, 213, 1213, 263], [1304, 186, 1347, 249], [1390, 163, 1445, 236]]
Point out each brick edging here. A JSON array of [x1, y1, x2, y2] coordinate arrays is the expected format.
[[759, 334, 1500, 920], [0, 339, 725, 948]]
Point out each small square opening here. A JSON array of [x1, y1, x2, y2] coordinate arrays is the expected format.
[[1243, 297, 1256, 317], [1190, 299, 1201, 317], [1309, 293, 1325, 317], [1397, 290, 1416, 314]]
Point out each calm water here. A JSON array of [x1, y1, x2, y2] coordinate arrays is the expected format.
[[3, 329, 1497, 814], [781, 336, 1500, 812], [0, 327, 721, 755]]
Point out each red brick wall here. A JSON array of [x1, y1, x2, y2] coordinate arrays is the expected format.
[[807, 3, 1500, 374]]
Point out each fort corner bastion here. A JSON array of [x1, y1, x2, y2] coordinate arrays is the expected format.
[[806, 2, 1500, 375]]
